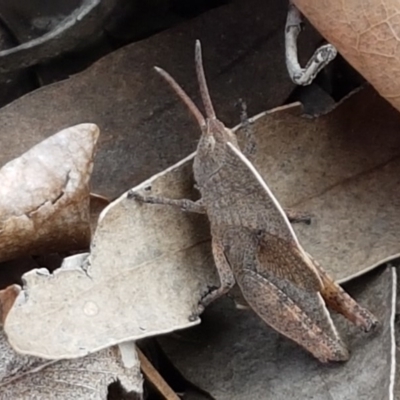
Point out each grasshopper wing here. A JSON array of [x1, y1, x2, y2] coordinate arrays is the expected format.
[[217, 141, 323, 291]]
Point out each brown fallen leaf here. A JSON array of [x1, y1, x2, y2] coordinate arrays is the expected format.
[[90, 193, 110, 234], [0, 285, 20, 324], [0, 0, 323, 199], [4, 86, 400, 359], [159, 266, 396, 400], [0, 328, 143, 400], [394, 271, 400, 399], [0, 193, 107, 291], [0, 123, 99, 263], [293, 0, 400, 113]]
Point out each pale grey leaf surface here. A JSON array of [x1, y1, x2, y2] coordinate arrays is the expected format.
[[236, 87, 400, 282], [4, 159, 217, 359]]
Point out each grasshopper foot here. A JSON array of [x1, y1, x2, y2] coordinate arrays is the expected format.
[[198, 285, 219, 309], [188, 286, 219, 322], [285, 208, 312, 224]]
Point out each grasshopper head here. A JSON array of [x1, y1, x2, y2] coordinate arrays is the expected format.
[[154, 40, 238, 186], [194, 117, 238, 185]]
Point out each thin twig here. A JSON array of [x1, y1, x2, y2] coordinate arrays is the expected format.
[[238, 98, 256, 158], [137, 347, 180, 400], [285, 0, 337, 85]]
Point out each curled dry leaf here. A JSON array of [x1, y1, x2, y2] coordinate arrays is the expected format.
[[4, 86, 400, 359], [0, 328, 143, 399], [0, 123, 99, 263], [293, 0, 400, 113]]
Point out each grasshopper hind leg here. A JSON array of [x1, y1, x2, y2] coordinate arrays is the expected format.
[[235, 268, 349, 363], [310, 257, 379, 332]]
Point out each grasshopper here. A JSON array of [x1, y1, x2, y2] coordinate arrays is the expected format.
[[130, 41, 378, 363]]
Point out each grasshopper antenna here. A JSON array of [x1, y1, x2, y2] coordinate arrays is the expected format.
[[154, 66, 206, 128], [195, 40, 216, 120]]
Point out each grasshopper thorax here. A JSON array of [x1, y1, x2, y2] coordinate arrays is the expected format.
[[193, 118, 239, 187]]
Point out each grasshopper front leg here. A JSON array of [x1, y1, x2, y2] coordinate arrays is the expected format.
[[129, 191, 310, 224], [131, 191, 235, 317]]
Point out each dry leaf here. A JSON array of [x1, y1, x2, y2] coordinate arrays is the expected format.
[[5, 86, 400, 358], [293, 0, 400, 113], [0, 328, 143, 399], [0, 193, 107, 291], [0, 0, 323, 199], [159, 267, 396, 400], [90, 193, 110, 234], [243, 87, 400, 282], [0, 285, 20, 324], [4, 159, 216, 358], [0, 123, 99, 263]]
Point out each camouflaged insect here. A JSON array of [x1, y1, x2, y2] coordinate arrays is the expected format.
[[130, 41, 378, 363]]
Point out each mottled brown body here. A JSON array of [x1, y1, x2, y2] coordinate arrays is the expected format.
[[130, 41, 378, 363]]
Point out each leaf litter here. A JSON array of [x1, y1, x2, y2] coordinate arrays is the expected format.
[[4, 161, 216, 359], [4, 85, 400, 379], [0, 4, 399, 395], [0, 286, 143, 400], [0, 0, 323, 199], [0, 334, 143, 400]]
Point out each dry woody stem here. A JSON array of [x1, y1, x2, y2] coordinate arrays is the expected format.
[[137, 348, 180, 400], [285, 0, 337, 85]]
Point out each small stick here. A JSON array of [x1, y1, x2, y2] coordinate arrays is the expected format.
[[137, 347, 180, 400], [285, 0, 337, 85], [238, 98, 256, 159]]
